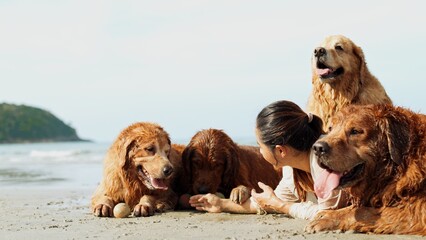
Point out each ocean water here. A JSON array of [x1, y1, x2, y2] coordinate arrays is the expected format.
[[0, 141, 110, 189], [0, 138, 256, 190]]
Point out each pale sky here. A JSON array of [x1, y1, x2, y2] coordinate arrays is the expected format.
[[1, 1, 425, 143]]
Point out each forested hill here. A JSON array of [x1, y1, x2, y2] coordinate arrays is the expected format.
[[0, 103, 84, 143]]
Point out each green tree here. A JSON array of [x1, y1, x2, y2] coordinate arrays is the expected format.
[[0, 103, 84, 143]]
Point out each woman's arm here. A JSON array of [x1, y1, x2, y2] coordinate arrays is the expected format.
[[189, 182, 296, 214], [189, 193, 258, 214]]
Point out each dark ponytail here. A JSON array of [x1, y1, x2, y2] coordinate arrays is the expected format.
[[256, 100, 324, 200]]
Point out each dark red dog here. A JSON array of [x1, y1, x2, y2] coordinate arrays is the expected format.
[[182, 129, 282, 204]]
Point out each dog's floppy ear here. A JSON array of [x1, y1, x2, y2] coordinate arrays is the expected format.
[[353, 45, 365, 62], [353, 45, 368, 84], [112, 137, 136, 168], [379, 107, 410, 165], [181, 146, 193, 177], [222, 143, 239, 190]]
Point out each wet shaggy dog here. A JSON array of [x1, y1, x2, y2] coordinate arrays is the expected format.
[[308, 104, 426, 235], [182, 129, 282, 204], [91, 122, 183, 217], [307, 35, 392, 130]]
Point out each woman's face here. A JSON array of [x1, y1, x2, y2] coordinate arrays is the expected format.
[[255, 128, 278, 167]]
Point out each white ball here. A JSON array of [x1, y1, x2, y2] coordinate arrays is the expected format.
[[113, 203, 131, 218]]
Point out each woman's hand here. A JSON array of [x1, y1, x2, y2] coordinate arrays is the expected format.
[[189, 194, 223, 213], [251, 182, 288, 214]]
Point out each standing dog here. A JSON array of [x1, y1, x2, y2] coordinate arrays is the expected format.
[[307, 35, 392, 130]]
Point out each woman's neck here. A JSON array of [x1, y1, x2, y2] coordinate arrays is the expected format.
[[286, 150, 311, 173]]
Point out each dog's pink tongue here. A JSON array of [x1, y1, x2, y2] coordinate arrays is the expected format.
[[314, 169, 342, 199], [151, 178, 168, 190], [316, 68, 333, 76]]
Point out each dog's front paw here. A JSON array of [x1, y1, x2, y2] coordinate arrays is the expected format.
[[230, 185, 251, 204], [305, 211, 340, 233], [155, 202, 173, 213], [133, 203, 154, 217], [93, 203, 113, 217]]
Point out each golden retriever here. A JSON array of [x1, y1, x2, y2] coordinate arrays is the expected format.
[[182, 129, 282, 204], [307, 104, 426, 235], [91, 122, 183, 217], [307, 35, 392, 129]]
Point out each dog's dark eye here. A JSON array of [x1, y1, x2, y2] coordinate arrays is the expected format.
[[349, 128, 363, 135], [328, 126, 333, 132], [145, 146, 154, 152], [335, 45, 344, 51]]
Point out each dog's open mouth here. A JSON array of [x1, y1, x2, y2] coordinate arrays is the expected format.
[[137, 165, 168, 190], [339, 163, 364, 187], [316, 61, 344, 79], [314, 162, 365, 199]]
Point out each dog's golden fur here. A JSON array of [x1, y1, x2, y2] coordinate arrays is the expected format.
[[307, 35, 392, 129], [182, 129, 282, 204], [307, 105, 426, 235], [91, 122, 183, 217]]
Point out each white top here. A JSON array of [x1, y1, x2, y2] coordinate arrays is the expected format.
[[253, 149, 348, 220]]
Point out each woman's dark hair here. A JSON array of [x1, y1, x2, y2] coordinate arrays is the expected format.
[[256, 100, 324, 200]]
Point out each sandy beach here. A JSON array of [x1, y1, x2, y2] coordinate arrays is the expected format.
[[0, 187, 421, 240], [0, 142, 422, 239]]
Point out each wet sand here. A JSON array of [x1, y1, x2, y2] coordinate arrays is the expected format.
[[0, 187, 421, 240]]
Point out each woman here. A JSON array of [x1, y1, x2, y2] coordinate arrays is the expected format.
[[189, 100, 348, 219]]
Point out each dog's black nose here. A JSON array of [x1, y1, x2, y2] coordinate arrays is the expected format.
[[198, 186, 210, 194], [163, 165, 174, 177], [313, 141, 330, 156], [314, 47, 326, 57]]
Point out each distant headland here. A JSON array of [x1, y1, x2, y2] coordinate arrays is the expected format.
[[0, 103, 87, 144]]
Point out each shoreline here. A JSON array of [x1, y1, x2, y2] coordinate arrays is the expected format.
[[0, 139, 93, 145], [0, 187, 422, 239]]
